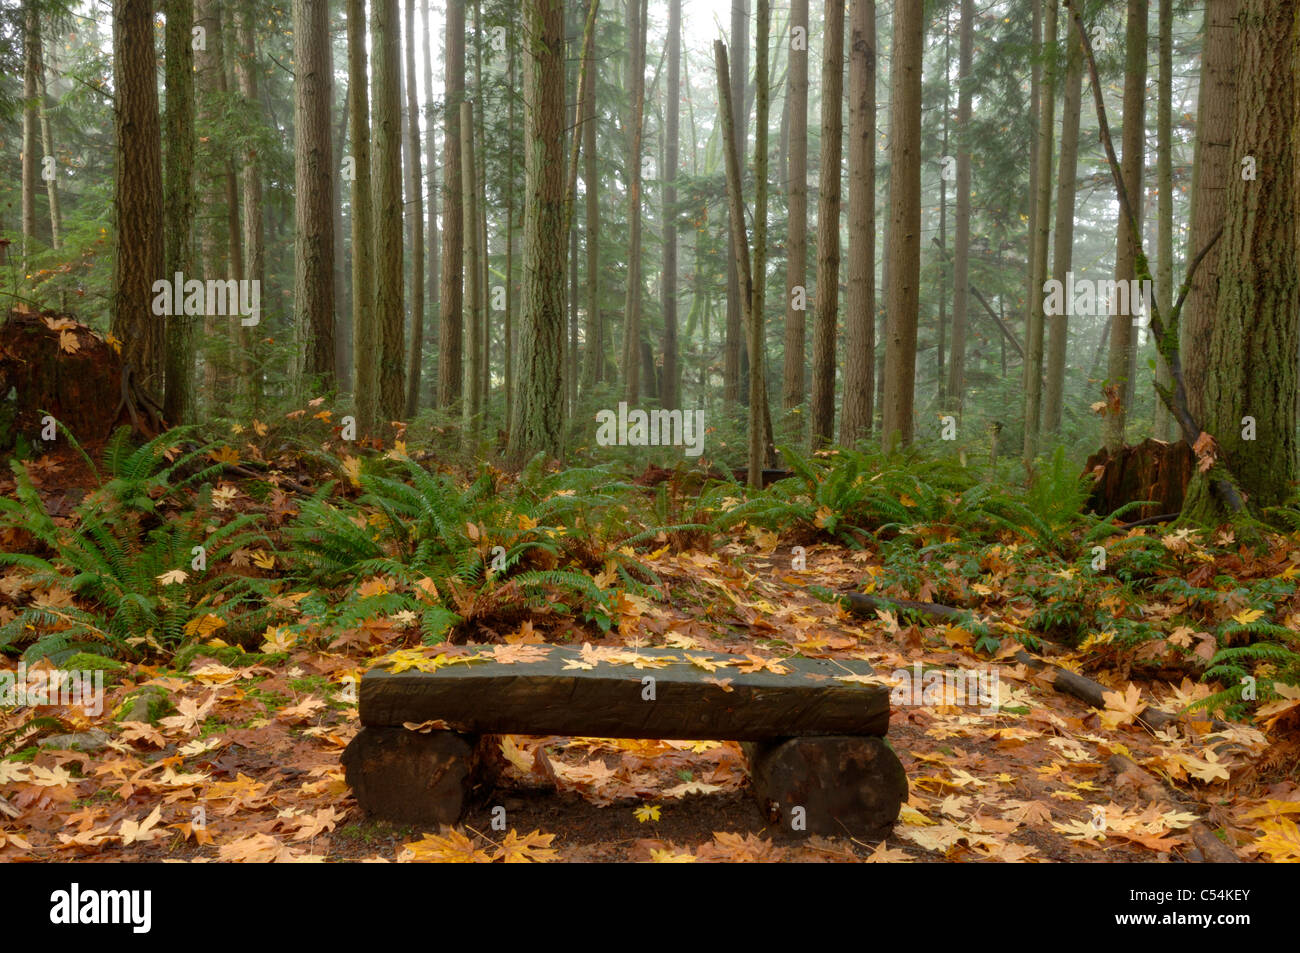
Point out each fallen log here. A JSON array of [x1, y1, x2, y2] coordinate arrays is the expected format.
[[1107, 753, 1241, 863], [842, 591, 1223, 733]]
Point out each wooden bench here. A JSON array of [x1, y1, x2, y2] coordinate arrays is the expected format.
[[342, 644, 908, 838]]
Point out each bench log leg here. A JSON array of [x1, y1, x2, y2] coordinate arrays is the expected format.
[[745, 735, 908, 839], [342, 726, 478, 826]]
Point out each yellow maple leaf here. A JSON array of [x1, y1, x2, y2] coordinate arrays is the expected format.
[[400, 830, 492, 863], [492, 829, 558, 863], [209, 445, 241, 466], [118, 805, 164, 846], [1231, 608, 1265, 625], [1253, 818, 1300, 862], [649, 848, 697, 863], [634, 805, 661, 823], [1100, 683, 1147, 729]]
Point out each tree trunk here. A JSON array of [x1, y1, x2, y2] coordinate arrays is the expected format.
[[716, 40, 773, 487], [947, 0, 973, 415], [21, 1, 38, 275], [506, 38, 519, 420], [1023, 0, 1041, 390], [622, 0, 647, 402], [1152, 0, 1174, 440], [437, 0, 466, 410], [373, 0, 406, 419], [581, 37, 600, 392], [111, 0, 165, 396], [422, 0, 438, 413], [782, 0, 809, 414], [462, 101, 482, 443], [195, 0, 228, 406], [1103, 0, 1147, 452], [333, 78, 351, 392], [235, 5, 265, 405], [349, 0, 378, 433], [662, 0, 681, 410], [163, 0, 196, 424], [507, 0, 566, 463], [1182, 0, 1237, 425], [1183, 0, 1298, 517], [1023, 0, 1056, 465], [724, 0, 748, 406], [809, 0, 844, 449], [35, 19, 60, 251], [293, 0, 337, 388], [840, 0, 875, 446], [404, 0, 425, 418], [1045, 25, 1081, 436], [880, 0, 922, 450]]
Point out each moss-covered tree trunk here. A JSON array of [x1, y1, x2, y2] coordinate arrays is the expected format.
[[1182, 0, 1298, 520], [507, 0, 566, 464]]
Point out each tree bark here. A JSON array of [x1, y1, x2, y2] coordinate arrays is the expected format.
[[840, 0, 875, 446], [946, 0, 973, 415], [1184, 0, 1298, 517], [1045, 26, 1081, 436], [662, 0, 681, 410], [621, 0, 648, 402], [507, 0, 566, 464], [111, 0, 165, 397], [21, 1, 39, 275], [880, 0, 923, 450], [422, 0, 438, 413], [1182, 0, 1237, 425], [372, 0, 406, 419], [404, 0, 425, 418], [1152, 0, 1174, 440], [1023, 0, 1056, 465], [348, 0, 378, 433], [293, 0, 337, 387], [235, 5, 265, 405], [437, 0, 466, 410], [163, 0, 196, 423], [782, 0, 809, 414], [462, 100, 482, 443], [724, 0, 748, 406], [809, 0, 844, 449], [1103, 0, 1147, 452]]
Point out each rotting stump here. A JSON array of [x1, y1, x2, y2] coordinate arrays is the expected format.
[[341, 644, 908, 840]]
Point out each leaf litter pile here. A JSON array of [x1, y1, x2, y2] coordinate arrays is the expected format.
[[1, 410, 1299, 863]]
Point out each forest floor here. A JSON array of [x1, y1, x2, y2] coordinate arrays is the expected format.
[[2, 444, 1298, 864]]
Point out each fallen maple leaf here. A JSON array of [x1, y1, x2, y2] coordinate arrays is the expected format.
[[1100, 683, 1148, 729], [400, 829, 492, 863], [492, 829, 558, 863], [118, 805, 164, 845]]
